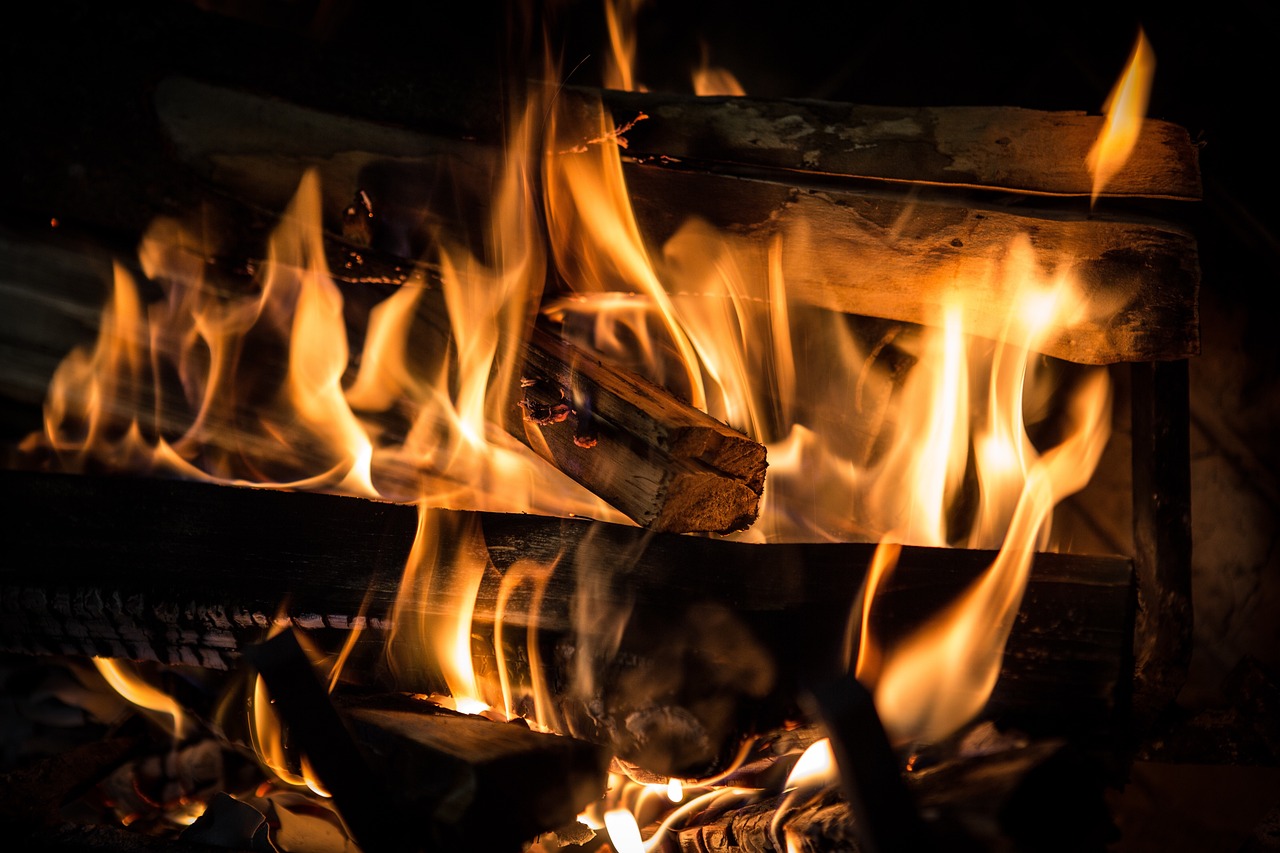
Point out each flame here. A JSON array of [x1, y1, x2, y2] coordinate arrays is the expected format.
[[855, 263, 1113, 743], [387, 506, 494, 715], [92, 658, 186, 739], [605, 808, 646, 853], [1087, 29, 1156, 203], [604, 0, 645, 91], [692, 48, 745, 96], [784, 738, 837, 790]]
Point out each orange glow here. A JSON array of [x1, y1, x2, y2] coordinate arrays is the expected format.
[[92, 658, 186, 739], [604, 0, 645, 91], [1087, 29, 1156, 202], [692, 59, 746, 96]]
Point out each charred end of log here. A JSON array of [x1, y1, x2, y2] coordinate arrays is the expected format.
[[513, 327, 767, 534]]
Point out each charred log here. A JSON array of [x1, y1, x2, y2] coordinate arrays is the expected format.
[[0, 471, 1132, 774], [513, 326, 766, 533]]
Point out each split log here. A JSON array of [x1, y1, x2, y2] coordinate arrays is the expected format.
[[0, 471, 1133, 771], [582, 87, 1202, 200], [248, 630, 609, 852], [152, 77, 1200, 364], [341, 702, 609, 850], [512, 326, 766, 533]]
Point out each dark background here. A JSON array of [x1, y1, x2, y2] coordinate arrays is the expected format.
[[2, 1, 1278, 849]]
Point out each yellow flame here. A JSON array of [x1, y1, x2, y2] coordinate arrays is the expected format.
[[605, 808, 646, 853], [92, 658, 186, 739], [784, 738, 837, 789], [1087, 29, 1155, 202]]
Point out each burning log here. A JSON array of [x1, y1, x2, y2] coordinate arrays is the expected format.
[[151, 76, 1200, 365], [512, 326, 766, 533], [579, 87, 1202, 200], [247, 630, 609, 852], [0, 471, 1133, 772], [0, 226, 766, 533]]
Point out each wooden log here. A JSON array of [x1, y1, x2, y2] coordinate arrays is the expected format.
[[0, 471, 1133, 770], [338, 700, 610, 851], [1129, 360, 1193, 736], [247, 631, 610, 852], [622, 166, 1200, 365], [582, 88, 1202, 200], [151, 77, 1200, 365], [512, 326, 765, 533]]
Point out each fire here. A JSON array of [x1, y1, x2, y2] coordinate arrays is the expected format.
[[92, 658, 187, 739], [1087, 28, 1156, 202], [24, 12, 1148, 840]]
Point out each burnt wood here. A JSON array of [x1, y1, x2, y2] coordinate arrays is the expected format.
[[0, 471, 1132, 769], [336, 698, 609, 851], [512, 326, 766, 533], [1130, 360, 1193, 736]]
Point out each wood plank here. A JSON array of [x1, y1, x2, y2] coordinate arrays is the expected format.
[[622, 165, 1200, 364], [512, 326, 765, 533], [584, 88, 1202, 200]]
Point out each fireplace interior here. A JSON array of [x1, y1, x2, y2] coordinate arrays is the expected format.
[[1, 1, 1278, 851]]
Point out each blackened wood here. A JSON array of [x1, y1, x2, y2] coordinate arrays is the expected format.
[[1129, 360, 1193, 735], [0, 471, 1132, 758], [807, 675, 931, 852], [0, 736, 141, 828], [579, 88, 1202, 201], [242, 630, 403, 853], [337, 701, 609, 850], [512, 326, 765, 533]]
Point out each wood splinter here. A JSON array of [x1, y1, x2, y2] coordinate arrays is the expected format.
[[510, 326, 767, 534]]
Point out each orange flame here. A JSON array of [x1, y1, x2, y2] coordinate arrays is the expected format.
[[1087, 29, 1156, 203], [92, 658, 187, 739]]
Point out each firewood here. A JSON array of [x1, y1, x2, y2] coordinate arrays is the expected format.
[[0, 226, 766, 533], [579, 88, 1202, 200], [151, 77, 1200, 364], [512, 326, 766, 533], [338, 701, 610, 851], [0, 471, 1133, 773], [247, 631, 610, 852]]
